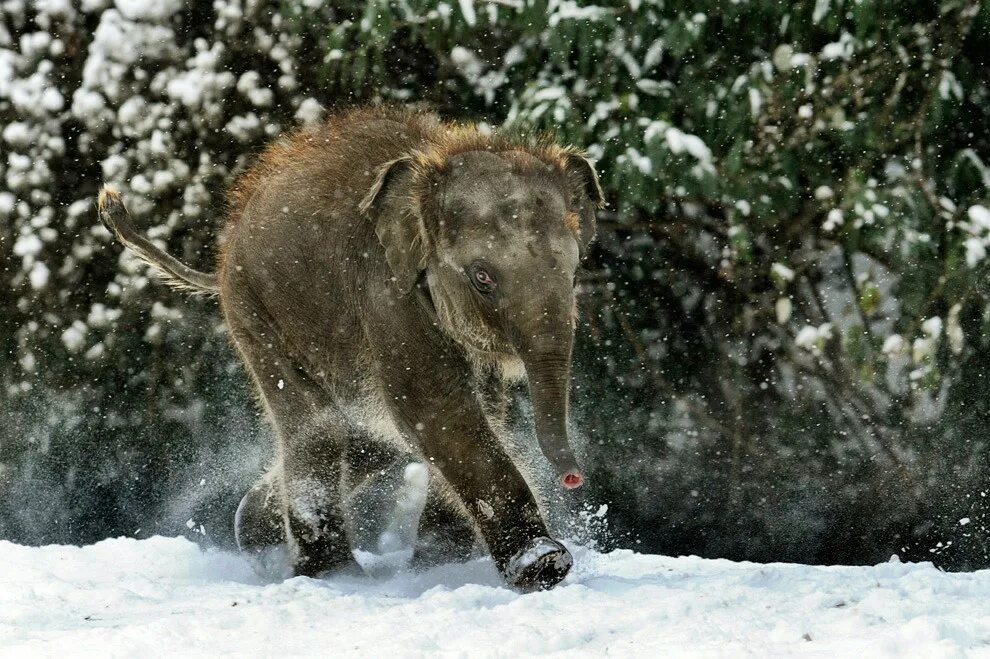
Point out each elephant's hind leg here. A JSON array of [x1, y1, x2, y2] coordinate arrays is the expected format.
[[228, 310, 359, 577], [282, 445, 355, 577]]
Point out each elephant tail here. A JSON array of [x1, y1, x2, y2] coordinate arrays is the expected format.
[[97, 185, 220, 295]]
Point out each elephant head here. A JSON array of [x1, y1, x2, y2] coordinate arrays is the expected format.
[[359, 138, 603, 489]]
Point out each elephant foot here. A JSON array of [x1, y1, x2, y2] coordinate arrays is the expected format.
[[505, 537, 573, 592], [293, 542, 363, 579]]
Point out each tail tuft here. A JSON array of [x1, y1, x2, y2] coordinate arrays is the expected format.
[[97, 185, 127, 235], [97, 184, 120, 209]]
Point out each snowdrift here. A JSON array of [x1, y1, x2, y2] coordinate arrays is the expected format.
[[2, 536, 989, 657]]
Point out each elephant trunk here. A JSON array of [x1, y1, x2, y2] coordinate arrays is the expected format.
[[521, 347, 583, 490]]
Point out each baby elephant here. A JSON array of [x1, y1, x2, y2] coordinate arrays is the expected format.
[[97, 106, 603, 591]]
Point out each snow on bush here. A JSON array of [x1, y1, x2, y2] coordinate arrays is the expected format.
[[1, 0, 329, 386]]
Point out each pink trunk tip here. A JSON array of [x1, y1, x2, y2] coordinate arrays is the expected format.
[[561, 471, 584, 489]]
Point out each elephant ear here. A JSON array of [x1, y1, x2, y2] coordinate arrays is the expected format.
[[359, 156, 428, 293], [562, 152, 604, 257]]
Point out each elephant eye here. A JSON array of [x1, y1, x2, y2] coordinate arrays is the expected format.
[[470, 264, 497, 294]]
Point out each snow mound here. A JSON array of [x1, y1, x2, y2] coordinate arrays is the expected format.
[[2, 536, 990, 656]]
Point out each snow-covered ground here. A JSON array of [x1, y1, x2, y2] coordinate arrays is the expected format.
[[2, 536, 989, 657]]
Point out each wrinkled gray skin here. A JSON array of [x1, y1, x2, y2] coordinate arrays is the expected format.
[[98, 110, 601, 591]]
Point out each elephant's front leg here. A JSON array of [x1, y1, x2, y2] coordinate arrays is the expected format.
[[392, 382, 573, 590]]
